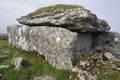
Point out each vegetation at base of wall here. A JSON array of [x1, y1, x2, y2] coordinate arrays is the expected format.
[[0, 37, 70, 80], [28, 4, 82, 17]]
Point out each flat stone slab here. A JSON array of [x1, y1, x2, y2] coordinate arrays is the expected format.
[[17, 7, 110, 32]]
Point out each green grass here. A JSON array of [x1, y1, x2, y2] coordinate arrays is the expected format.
[[28, 4, 82, 17], [0, 38, 70, 80], [0, 34, 8, 40]]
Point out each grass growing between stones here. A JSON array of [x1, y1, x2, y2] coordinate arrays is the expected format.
[[28, 4, 82, 17], [97, 70, 120, 80], [0, 36, 70, 80]]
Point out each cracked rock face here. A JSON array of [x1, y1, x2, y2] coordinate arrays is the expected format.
[[7, 25, 77, 70], [7, 24, 120, 70], [93, 32, 120, 60], [17, 8, 110, 32]]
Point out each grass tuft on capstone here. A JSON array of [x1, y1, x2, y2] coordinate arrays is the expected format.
[[27, 4, 83, 17]]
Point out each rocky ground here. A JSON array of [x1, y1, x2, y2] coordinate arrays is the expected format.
[[0, 36, 69, 80], [70, 50, 120, 80], [0, 36, 120, 80]]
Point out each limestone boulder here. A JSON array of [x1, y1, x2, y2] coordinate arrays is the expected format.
[[7, 25, 77, 70], [17, 8, 110, 32]]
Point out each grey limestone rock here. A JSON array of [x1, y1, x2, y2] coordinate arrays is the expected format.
[[93, 32, 120, 60], [34, 75, 56, 80], [7, 24, 120, 70], [70, 66, 97, 80], [104, 52, 119, 62], [17, 8, 110, 32], [12, 57, 23, 70], [8, 25, 77, 70], [0, 65, 9, 69]]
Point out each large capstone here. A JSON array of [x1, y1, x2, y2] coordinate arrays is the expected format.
[[17, 7, 110, 32]]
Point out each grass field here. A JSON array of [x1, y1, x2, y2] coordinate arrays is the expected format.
[[0, 35, 70, 80]]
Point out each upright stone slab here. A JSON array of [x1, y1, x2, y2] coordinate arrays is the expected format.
[[7, 25, 77, 70]]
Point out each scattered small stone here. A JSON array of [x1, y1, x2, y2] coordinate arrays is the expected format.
[[103, 72, 108, 76], [34, 75, 56, 80], [112, 64, 120, 71], [0, 49, 9, 54], [79, 60, 89, 68], [0, 74, 2, 77], [70, 68, 97, 80], [72, 66, 80, 73], [12, 57, 23, 70], [0, 55, 8, 58], [0, 65, 9, 69], [104, 52, 118, 61]]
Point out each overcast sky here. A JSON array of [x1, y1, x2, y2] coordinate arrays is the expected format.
[[0, 0, 120, 33]]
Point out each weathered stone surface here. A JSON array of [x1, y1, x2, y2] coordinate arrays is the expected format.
[[17, 8, 110, 32], [70, 66, 97, 80], [12, 57, 23, 70], [34, 75, 56, 80], [7, 25, 120, 70], [7, 25, 78, 70], [104, 52, 119, 62], [70, 50, 120, 80], [0, 65, 9, 69], [112, 64, 120, 71], [93, 32, 120, 60]]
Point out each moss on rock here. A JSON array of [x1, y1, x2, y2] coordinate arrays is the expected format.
[[100, 20, 109, 27], [28, 4, 83, 17]]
